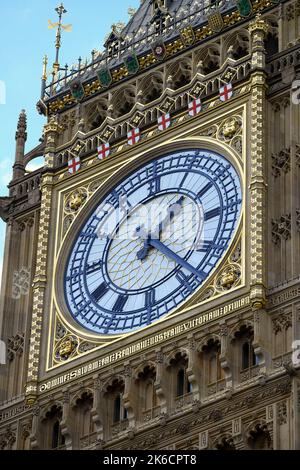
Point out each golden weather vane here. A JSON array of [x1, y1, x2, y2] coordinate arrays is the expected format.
[[48, 3, 72, 79]]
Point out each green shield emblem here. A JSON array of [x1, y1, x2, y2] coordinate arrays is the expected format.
[[69, 79, 85, 101], [97, 67, 113, 88], [124, 52, 139, 75], [236, 0, 252, 17]]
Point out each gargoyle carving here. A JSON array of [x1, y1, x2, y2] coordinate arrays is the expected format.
[[0, 197, 14, 222]]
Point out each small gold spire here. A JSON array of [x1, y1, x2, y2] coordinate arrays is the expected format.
[[42, 55, 48, 81]]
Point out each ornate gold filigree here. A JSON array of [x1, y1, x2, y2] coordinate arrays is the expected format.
[[220, 117, 241, 139], [216, 264, 241, 291], [62, 181, 102, 238], [197, 114, 243, 157], [56, 336, 78, 360], [65, 189, 88, 213], [52, 317, 101, 365]]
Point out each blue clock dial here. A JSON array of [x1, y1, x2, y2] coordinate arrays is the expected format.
[[65, 149, 242, 335]]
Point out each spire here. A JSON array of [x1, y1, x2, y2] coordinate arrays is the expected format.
[[41, 55, 48, 99], [13, 110, 27, 180], [48, 3, 72, 83]]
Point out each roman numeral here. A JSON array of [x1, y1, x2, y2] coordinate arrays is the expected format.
[[80, 231, 97, 240], [198, 182, 213, 199], [145, 289, 155, 324], [148, 176, 161, 195], [196, 240, 224, 253], [112, 294, 128, 312], [176, 271, 193, 292], [86, 261, 102, 275], [108, 189, 123, 207], [179, 173, 188, 189], [91, 282, 108, 302], [66, 270, 80, 283], [204, 207, 221, 221], [145, 289, 155, 308]]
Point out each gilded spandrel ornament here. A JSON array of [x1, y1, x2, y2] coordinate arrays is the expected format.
[[220, 270, 237, 289], [216, 265, 241, 291], [65, 189, 88, 213], [221, 117, 241, 139], [56, 336, 78, 361], [68, 192, 84, 211]]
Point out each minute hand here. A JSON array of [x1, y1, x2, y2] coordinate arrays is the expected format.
[[148, 238, 206, 281]]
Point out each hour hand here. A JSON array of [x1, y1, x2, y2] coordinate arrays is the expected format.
[[134, 226, 151, 261], [153, 195, 185, 240], [137, 242, 150, 261], [135, 196, 185, 261]]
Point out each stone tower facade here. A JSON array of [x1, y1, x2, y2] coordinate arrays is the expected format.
[[1, 0, 300, 451]]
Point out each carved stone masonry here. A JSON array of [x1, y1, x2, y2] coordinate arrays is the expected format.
[[11, 268, 31, 300], [0, 426, 16, 450], [21, 420, 32, 439], [271, 215, 291, 244], [7, 332, 24, 361], [155, 351, 164, 364], [272, 312, 292, 333], [286, 0, 300, 21], [271, 148, 290, 177], [295, 144, 300, 167], [296, 210, 300, 232], [277, 401, 287, 425]]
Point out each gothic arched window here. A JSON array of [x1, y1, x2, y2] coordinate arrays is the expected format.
[[51, 420, 65, 449], [112, 392, 127, 423], [201, 338, 224, 389], [113, 394, 121, 423], [248, 423, 272, 450], [242, 340, 257, 370], [233, 325, 258, 374], [176, 366, 191, 397], [72, 391, 94, 443], [42, 404, 65, 450]]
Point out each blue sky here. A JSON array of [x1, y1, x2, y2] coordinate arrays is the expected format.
[[0, 0, 140, 282]]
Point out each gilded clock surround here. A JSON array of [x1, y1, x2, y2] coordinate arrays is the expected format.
[[47, 108, 247, 368]]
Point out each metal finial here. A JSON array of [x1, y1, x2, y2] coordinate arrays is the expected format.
[[48, 3, 72, 82], [55, 3, 67, 17]]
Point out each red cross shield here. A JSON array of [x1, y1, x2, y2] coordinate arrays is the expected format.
[[158, 113, 171, 131], [98, 142, 110, 160], [219, 83, 233, 102], [68, 156, 81, 174], [127, 128, 141, 146], [188, 99, 202, 117]]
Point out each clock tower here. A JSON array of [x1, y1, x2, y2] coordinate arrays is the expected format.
[[1, 0, 300, 451]]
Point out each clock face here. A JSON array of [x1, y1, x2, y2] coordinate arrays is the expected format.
[[64, 149, 242, 335]]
